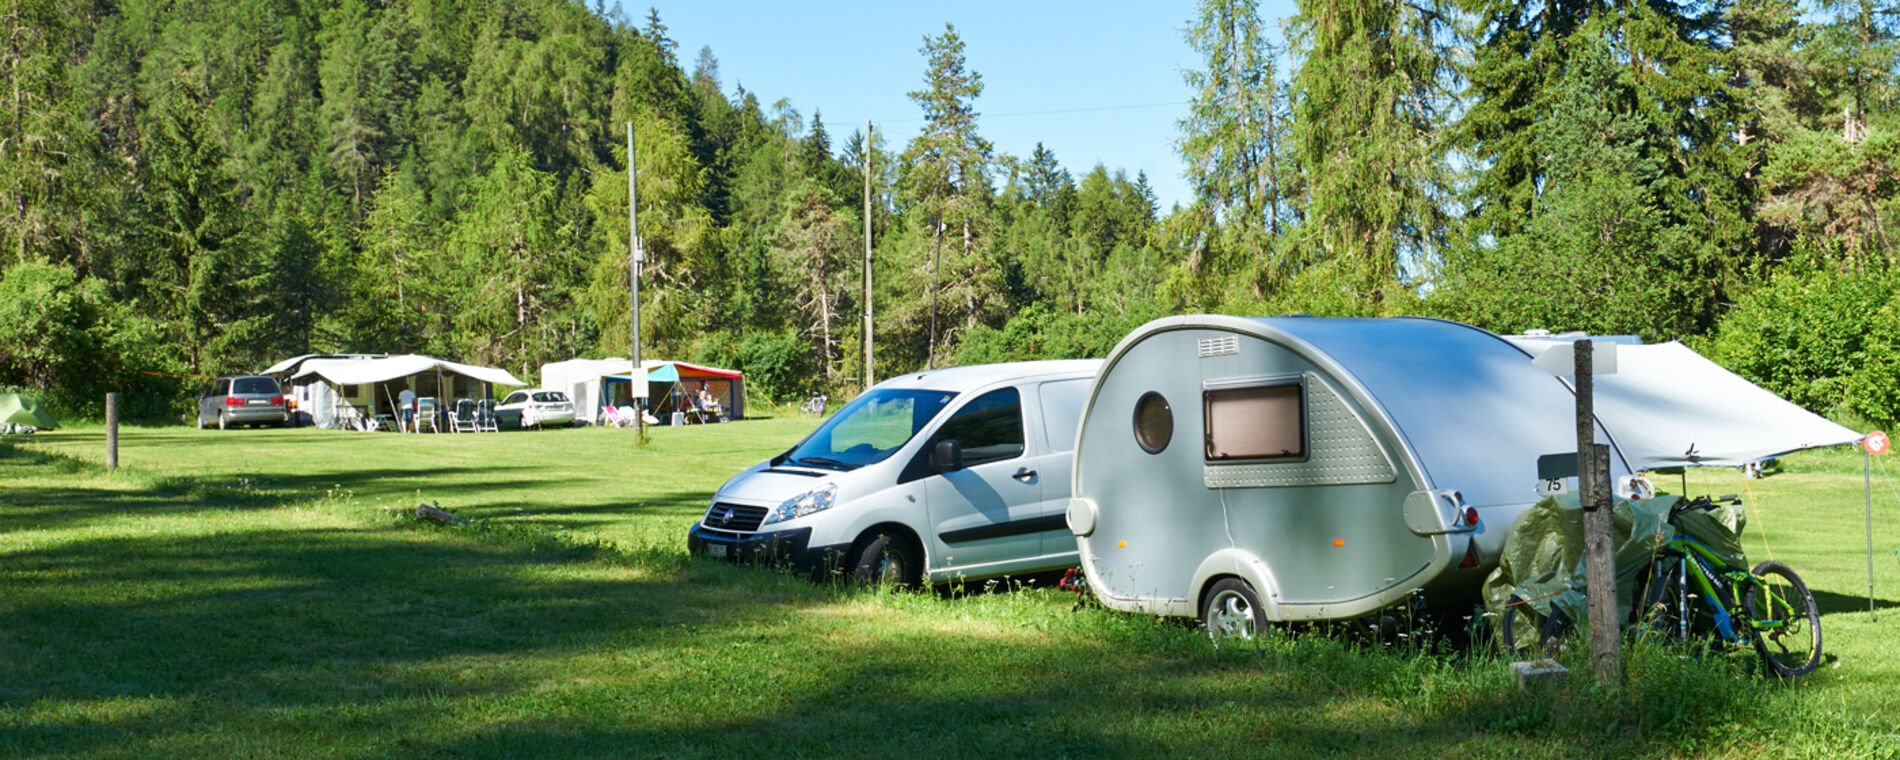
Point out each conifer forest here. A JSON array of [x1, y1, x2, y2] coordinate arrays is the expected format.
[[3, 0, 1899, 425]]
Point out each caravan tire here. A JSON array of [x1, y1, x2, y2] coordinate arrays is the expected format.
[[849, 531, 920, 588], [1202, 578, 1264, 642]]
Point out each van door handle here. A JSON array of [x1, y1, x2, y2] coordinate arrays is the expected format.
[[1012, 468, 1037, 481]]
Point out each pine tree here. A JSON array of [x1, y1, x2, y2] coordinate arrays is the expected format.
[[1178, 0, 1293, 240], [127, 70, 265, 372], [896, 24, 997, 367], [1286, 0, 1457, 308]]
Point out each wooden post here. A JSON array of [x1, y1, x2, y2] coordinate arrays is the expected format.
[[1574, 340, 1622, 685], [105, 392, 119, 471]]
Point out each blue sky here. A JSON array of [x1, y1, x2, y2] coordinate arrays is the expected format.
[[627, 1, 1299, 211]]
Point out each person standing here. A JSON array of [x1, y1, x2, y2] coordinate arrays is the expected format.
[[398, 387, 417, 433]]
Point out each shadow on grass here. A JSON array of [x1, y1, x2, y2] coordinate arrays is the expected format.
[[0, 440, 1810, 759], [1811, 588, 1900, 615], [0, 520, 829, 757]]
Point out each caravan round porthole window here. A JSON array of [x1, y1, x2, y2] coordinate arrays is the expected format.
[[1133, 392, 1172, 454]]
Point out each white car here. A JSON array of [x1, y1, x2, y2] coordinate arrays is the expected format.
[[498, 388, 574, 429]]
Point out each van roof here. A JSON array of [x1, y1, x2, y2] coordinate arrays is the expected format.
[[874, 359, 1102, 394]]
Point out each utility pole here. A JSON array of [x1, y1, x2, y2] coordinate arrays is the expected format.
[[862, 121, 875, 391], [928, 218, 942, 369], [629, 121, 645, 449]]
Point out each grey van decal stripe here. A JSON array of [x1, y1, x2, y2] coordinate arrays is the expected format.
[[939, 514, 1069, 544]]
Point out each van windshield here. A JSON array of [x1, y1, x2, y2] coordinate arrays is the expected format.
[[782, 388, 956, 470]]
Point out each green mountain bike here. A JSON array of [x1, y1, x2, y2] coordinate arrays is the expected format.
[[1501, 496, 1823, 678], [1638, 496, 1823, 677]]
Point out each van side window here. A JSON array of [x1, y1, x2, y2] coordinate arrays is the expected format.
[[1037, 378, 1090, 453], [897, 388, 1027, 484], [936, 387, 1025, 466], [1204, 382, 1305, 460]]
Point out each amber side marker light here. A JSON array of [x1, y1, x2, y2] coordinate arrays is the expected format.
[[1333, 539, 1345, 547]]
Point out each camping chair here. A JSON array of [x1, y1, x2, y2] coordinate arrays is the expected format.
[[453, 399, 478, 433], [415, 397, 439, 433], [476, 399, 499, 432], [600, 405, 627, 427]]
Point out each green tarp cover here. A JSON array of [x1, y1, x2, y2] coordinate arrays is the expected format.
[[1671, 499, 1749, 567], [0, 392, 58, 429], [1481, 493, 1686, 628]]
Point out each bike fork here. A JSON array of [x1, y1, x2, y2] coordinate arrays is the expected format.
[[1677, 561, 1688, 640]]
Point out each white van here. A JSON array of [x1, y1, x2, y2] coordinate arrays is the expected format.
[[688, 360, 1102, 585]]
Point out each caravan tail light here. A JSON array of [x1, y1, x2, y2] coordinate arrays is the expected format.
[[1464, 507, 1480, 527]]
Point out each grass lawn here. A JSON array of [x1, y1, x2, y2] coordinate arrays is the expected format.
[[3, 419, 1899, 758]]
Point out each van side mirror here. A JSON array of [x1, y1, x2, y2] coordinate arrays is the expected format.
[[932, 439, 963, 473]]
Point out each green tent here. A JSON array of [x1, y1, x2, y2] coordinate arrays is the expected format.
[[0, 392, 59, 430]]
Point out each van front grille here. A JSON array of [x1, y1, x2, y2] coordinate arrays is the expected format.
[[701, 503, 768, 533]]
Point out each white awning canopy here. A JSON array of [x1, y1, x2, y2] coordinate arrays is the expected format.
[[291, 354, 526, 388], [1513, 340, 1863, 470]]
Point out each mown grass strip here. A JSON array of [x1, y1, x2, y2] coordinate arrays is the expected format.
[[3, 430, 1897, 758]]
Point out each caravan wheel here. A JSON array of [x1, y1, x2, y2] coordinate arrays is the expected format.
[[1203, 578, 1264, 642]]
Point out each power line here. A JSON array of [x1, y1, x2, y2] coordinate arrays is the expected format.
[[874, 100, 1187, 124]]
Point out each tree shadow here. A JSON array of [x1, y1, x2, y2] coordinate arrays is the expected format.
[[0, 523, 826, 756], [1810, 588, 1900, 615]]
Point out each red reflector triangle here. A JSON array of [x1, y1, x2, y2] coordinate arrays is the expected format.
[[1457, 538, 1480, 569]]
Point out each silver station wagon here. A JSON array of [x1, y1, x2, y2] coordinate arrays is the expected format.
[[196, 375, 289, 430]]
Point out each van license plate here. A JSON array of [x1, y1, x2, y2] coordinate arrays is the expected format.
[[708, 544, 728, 558], [247, 399, 267, 405]]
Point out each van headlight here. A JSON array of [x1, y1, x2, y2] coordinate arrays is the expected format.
[[761, 483, 838, 527]]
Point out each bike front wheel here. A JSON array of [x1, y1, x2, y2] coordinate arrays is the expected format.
[[1742, 560, 1823, 677], [1500, 595, 1573, 660]]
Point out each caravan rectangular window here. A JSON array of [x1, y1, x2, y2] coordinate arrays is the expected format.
[[1204, 382, 1305, 461]]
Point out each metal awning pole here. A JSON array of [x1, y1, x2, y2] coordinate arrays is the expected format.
[[1869, 445, 1877, 620]]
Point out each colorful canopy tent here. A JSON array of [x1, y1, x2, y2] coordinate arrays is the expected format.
[[0, 392, 58, 431], [605, 360, 745, 422], [287, 354, 526, 430], [1504, 337, 1863, 469]]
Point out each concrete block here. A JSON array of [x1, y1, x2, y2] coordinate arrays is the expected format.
[[1512, 659, 1569, 690]]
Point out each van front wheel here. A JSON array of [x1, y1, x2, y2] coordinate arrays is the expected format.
[[1203, 578, 1264, 641], [849, 532, 919, 588]]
